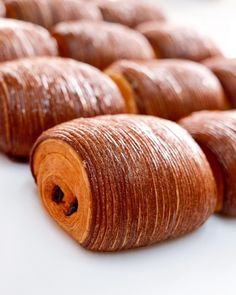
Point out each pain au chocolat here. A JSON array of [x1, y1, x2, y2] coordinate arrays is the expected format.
[[205, 58, 236, 108], [0, 19, 57, 61], [180, 111, 236, 216], [92, 0, 166, 28], [106, 59, 228, 121], [31, 115, 217, 252], [0, 57, 125, 158], [4, 0, 102, 28], [52, 20, 154, 70], [137, 22, 222, 62]]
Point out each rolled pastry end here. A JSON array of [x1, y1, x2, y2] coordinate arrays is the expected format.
[[32, 139, 91, 244], [105, 70, 138, 113]]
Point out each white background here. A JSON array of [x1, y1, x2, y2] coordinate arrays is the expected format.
[[1, 1, 236, 294]]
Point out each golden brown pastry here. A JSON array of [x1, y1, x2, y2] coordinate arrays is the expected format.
[[92, 0, 166, 28], [52, 20, 154, 70], [4, 0, 102, 28], [180, 111, 236, 216], [106, 59, 228, 121], [0, 57, 125, 158], [0, 19, 57, 61], [204, 58, 236, 108], [31, 115, 217, 251], [136, 22, 222, 62]]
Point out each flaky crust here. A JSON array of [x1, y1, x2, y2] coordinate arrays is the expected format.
[[93, 0, 166, 28], [31, 115, 217, 251], [137, 22, 222, 62], [180, 110, 236, 216], [4, 0, 102, 28], [52, 20, 154, 70], [106, 59, 228, 120], [205, 58, 236, 107], [0, 57, 125, 158], [0, 19, 58, 61]]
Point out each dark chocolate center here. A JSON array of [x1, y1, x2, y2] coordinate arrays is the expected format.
[[52, 185, 64, 203], [66, 199, 78, 216], [52, 185, 78, 217]]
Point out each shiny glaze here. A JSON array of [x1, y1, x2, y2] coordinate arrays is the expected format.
[[4, 0, 102, 28], [205, 58, 236, 107], [0, 18, 57, 62], [31, 115, 217, 251], [106, 59, 228, 121], [93, 0, 166, 28], [137, 22, 222, 62], [0, 57, 125, 158], [52, 20, 155, 70], [180, 110, 236, 216]]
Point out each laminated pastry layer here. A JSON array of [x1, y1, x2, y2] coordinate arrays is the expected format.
[[180, 111, 236, 216], [106, 59, 228, 120], [205, 58, 236, 108], [92, 0, 166, 28], [137, 22, 222, 62], [0, 57, 125, 158], [31, 115, 217, 251], [4, 0, 102, 28], [0, 18, 58, 61], [52, 20, 155, 70]]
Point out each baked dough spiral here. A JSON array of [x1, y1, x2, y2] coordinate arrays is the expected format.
[[106, 59, 228, 120], [92, 0, 166, 28], [31, 115, 217, 251], [137, 22, 222, 62], [180, 110, 236, 216], [4, 0, 102, 28], [205, 58, 236, 108], [52, 20, 155, 70], [0, 57, 125, 158], [0, 18, 57, 62]]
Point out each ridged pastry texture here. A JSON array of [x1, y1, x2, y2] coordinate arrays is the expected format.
[[0, 57, 125, 158], [180, 111, 236, 216], [31, 115, 217, 252], [92, 0, 166, 28], [205, 58, 236, 108], [0, 19, 57, 62], [106, 59, 228, 121], [52, 20, 155, 70], [4, 0, 102, 28], [137, 22, 222, 62]]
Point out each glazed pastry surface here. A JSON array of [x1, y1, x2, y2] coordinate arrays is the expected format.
[[92, 0, 166, 28], [31, 115, 217, 251], [0, 18, 58, 61], [0, 57, 125, 158], [205, 58, 236, 107], [4, 0, 102, 28], [106, 59, 228, 120], [52, 21, 154, 70], [137, 22, 222, 62], [180, 110, 236, 216]]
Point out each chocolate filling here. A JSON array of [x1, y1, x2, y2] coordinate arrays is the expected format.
[[66, 199, 78, 217], [52, 185, 64, 204]]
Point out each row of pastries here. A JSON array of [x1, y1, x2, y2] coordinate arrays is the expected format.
[[1, 0, 236, 251]]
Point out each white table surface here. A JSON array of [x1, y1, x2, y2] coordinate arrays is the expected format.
[[1, 1, 236, 294]]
